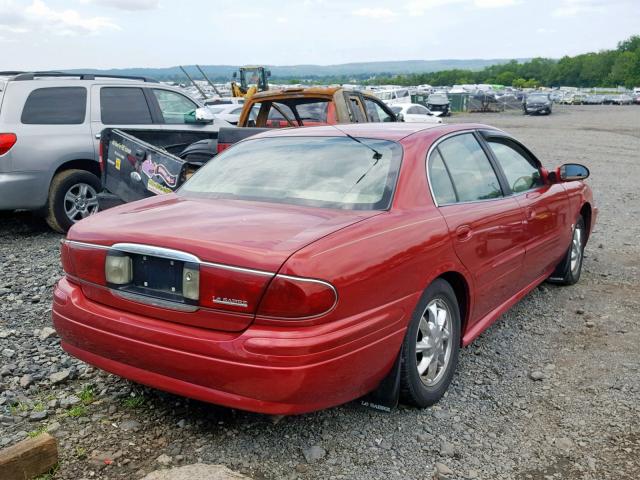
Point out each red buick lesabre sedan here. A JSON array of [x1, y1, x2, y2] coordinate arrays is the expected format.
[[53, 123, 596, 414]]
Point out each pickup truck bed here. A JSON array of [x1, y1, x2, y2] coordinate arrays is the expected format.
[[98, 127, 268, 209]]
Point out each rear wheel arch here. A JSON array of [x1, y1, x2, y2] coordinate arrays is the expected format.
[[436, 271, 470, 344], [53, 158, 101, 179]]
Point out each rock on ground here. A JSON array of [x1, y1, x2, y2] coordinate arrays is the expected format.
[[142, 464, 250, 480]]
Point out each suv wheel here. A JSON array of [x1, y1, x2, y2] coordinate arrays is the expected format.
[[46, 169, 100, 233]]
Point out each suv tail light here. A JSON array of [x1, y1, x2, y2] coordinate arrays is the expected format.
[[98, 139, 104, 172], [216, 142, 231, 154], [257, 275, 337, 319], [0, 133, 17, 155]]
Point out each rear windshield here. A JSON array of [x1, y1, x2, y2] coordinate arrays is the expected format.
[[180, 136, 402, 210]]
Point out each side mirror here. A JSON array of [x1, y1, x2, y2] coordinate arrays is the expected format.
[[194, 107, 214, 124], [266, 70, 272, 77], [396, 113, 404, 122], [232, 71, 238, 79], [558, 163, 589, 182]]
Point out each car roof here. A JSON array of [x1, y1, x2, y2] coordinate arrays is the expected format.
[[249, 122, 499, 142], [248, 86, 381, 102]]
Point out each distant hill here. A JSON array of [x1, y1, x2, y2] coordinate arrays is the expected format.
[[67, 59, 528, 82]]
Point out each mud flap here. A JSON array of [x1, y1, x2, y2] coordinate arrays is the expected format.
[[360, 347, 402, 413]]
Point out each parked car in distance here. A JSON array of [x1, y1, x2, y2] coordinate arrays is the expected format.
[[53, 123, 596, 415], [207, 103, 254, 125], [570, 94, 585, 105], [390, 103, 443, 123], [612, 94, 633, 105], [584, 95, 604, 105], [204, 97, 244, 106], [549, 91, 564, 103], [0, 71, 228, 232], [426, 92, 451, 116], [523, 93, 552, 115]]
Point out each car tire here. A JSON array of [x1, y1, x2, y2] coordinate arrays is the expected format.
[[399, 278, 461, 408], [45, 169, 101, 233], [549, 215, 586, 285]]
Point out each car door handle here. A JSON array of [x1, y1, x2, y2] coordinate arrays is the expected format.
[[456, 225, 472, 241], [526, 208, 536, 220]]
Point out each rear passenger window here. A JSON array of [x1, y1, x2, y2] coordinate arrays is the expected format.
[[437, 134, 503, 202], [429, 150, 457, 205], [100, 87, 152, 124], [21, 87, 87, 124]]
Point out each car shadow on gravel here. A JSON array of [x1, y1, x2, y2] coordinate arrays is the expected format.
[[0, 211, 55, 238]]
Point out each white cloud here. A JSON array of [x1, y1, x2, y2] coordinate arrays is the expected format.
[[552, 0, 607, 17], [82, 0, 160, 11], [474, 0, 516, 7], [404, 0, 517, 15], [353, 7, 397, 19], [0, 0, 119, 36], [276, 16, 288, 23], [404, 0, 462, 16]]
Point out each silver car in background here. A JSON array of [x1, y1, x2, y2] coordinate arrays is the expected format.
[[0, 72, 225, 232]]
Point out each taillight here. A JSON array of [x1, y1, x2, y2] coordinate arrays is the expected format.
[[257, 275, 337, 319], [98, 140, 104, 172], [199, 264, 271, 314], [216, 142, 231, 154], [60, 241, 75, 276], [0, 133, 17, 155], [61, 241, 107, 285]]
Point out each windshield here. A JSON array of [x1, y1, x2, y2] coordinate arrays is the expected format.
[[180, 136, 402, 210], [528, 94, 548, 102], [390, 106, 402, 114], [429, 93, 448, 102]]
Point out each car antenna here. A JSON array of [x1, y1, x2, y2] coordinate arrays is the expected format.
[[330, 124, 382, 160]]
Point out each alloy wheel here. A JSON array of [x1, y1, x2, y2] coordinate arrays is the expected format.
[[415, 298, 453, 386], [570, 223, 583, 275], [64, 182, 99, 223]]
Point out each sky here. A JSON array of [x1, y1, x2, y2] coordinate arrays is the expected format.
[[0, 0, 639, 70]]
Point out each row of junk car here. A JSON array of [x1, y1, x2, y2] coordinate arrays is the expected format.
[[182, 82, 640, 121]]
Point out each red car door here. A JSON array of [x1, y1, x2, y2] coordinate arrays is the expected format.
[[481, 134, 571, 287], [428, 132, 527, 323]]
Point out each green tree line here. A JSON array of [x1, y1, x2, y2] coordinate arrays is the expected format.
[[368, 36, 640, 88]]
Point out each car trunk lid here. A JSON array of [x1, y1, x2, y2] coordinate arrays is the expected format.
[[67, 194, 380, 331]]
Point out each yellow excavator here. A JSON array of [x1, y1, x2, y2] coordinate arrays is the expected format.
[[230, 66, 271, 99]]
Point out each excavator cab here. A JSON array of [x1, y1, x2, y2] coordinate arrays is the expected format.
[[231, 66, 270, 99]]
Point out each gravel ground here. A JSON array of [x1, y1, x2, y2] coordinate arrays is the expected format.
[[1, 105, 639, 480]]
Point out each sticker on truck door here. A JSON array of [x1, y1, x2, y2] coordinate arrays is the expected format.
[[141, 157, 178, 188]]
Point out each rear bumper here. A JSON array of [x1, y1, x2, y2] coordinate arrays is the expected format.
[[52, 277, 407, 414]]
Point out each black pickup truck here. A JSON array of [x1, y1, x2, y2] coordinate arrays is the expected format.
[[98, 127, 267, 209]]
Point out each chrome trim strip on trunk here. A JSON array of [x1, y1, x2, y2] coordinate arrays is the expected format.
[[112, 289, 199, 312], [64, 240, 275, 276]]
